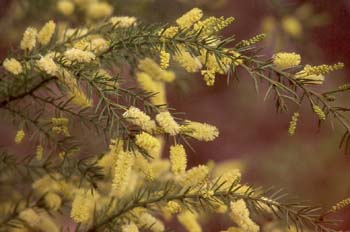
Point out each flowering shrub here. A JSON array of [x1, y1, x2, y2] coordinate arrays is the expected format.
[[0, 1, 349, 232]]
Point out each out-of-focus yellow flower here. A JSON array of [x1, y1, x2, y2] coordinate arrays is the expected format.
[[281, 16, 302, 38], [86, 2, 113, 20], [177, 210, 202, 232], [57, 0, 75, 16], [229, 200, 259, 232]]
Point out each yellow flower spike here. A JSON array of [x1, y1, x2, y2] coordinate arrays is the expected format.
[[329, 198, 350, 213], [70, 189, 95, 223], [282, 16, 302, 38], [159, 49, 170, 69], [57, 0, 75, 16], [273, 52, 301, 70], [229, 200, 259, 232], [36, 145, 44, 160], [112, 151, 134, 197], [303, 63, 344, 76], [176, 8, 203, 29], [313, 105, 326, 120], [238, 33, 266, 47], [288, 112, 300, 136], [123, 106, 157, 132], [68, 87, 92, 108], [36, 55, 58, 76], [38, 20, 56, 45], [169, 144, 187, 175], [155, 111, 180, 136], [86, 2, 113, 20], [180, 120, 219, 141], [3, 58, 23, 75], [177, 210, 202, 232], [135, 132, 161, 159], [15, 130, 25, 144], [20, 27, 37, 51]]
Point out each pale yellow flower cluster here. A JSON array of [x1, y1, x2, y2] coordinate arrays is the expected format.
[[3, 58, 23, 75], [229, 200, 259, 232], [169, 144, 187, 175], [14, 130, 25, 144], [180, 120, 219, 141], [36, 145, 44, 161], [158, 8, 239, 86], [179, 165, 209, 187], [38, 20, 56, 45], [64, 48, 96, 63], [20, 27, 37, 51], [57, 0, 113, 20], [123, 106, 157, 132], [273, 52, 301, 70], [174, 46, 202, 73], [19, 208, 59, 232], [136, 72, 166, 106], [156, 111, 180, 136], [70, 189, 95, 223], [135, 132, 161, 159], [36, 55, 58, 76], [138, 212, 165, 232], [288, 112, 300, 136], [177, 210, 202, 232], [57, 0, 75, 16], [138, 58, 175, 82], [112, 151, 134, 196], [176, 8, 203, 29]]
